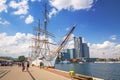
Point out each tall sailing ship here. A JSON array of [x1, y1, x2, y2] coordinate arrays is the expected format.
[[29, 3, 76, 67]]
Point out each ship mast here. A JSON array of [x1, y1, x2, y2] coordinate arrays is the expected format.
[[30, 1, 76, 67], [30, 2, 55, 61], [44, 3, 47, 55], [30, 20, 41, 61]]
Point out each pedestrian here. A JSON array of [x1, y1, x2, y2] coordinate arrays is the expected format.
[[40, 62, 44, 69], [21, 62, 25, 72], [40, 62, 42, 68], [26, 61, 29, 71]]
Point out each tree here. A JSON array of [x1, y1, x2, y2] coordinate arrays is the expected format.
[[18, 55, 26, 62]]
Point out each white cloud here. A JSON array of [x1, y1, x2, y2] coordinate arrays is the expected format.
[[31, 0, 36, 2], [49, 8, 57, 18], [0, 32, 34, 57], [89, 41, 120, 58], [65, 27, 70, 31], [91, 41, 116, 49], [0, 0, 7, 13], [71, 0, 94, 10], [1, 32, 120, 58], [49, 0, 94, 18], [25, 15, 34, 24], [31, 0, 41, 2], [9, 0, 29, 15], [115, 44, 120, 49], [0, 32, 57, 58], [110, 35, 117, 40], [0, 17, 10, 25], [20, 15, 25, 19], [0, 20, 10, 25]]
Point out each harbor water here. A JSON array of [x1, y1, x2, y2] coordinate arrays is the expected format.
[[55, 63, 120, 80]]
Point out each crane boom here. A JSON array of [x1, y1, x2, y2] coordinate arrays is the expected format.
[[55, 25, 76, 54]]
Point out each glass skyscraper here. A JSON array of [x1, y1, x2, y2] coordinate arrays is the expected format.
[[59, 37, 89, 60], [74, 37, 83, 59], [82, 43, 89, 58], [74, 37, 89, 59], [61, 49, 76, 60]]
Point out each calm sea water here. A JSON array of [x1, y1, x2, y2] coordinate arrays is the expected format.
[[55, 63, 120, 80]]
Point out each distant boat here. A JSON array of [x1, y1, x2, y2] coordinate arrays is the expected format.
[[79, 62, 84, 64], [94, 61, 120, 63], [59, 61, 71, 64]]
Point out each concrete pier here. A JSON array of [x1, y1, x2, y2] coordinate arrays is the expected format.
[[0, 65, 103, 80], [0, 66, 70, 80]]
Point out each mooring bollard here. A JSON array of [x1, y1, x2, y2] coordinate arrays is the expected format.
[[69, 70, 75, 77]]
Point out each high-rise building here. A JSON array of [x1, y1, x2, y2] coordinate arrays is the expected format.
[[74, 37, 83, 59], [69, 49, 76, 59], [61, 49, 76, 60], [63, 49, 70, 60], [74, 37, 89, 59], [82, 43, 89, 58], [59, 37, 89, 61]]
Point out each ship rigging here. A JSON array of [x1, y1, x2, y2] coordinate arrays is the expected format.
[[29, 3, 76, 67]]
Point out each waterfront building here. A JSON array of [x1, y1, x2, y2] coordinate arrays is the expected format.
[[74, 37, 89, 60], [63, 49, 70, 60], [58, 37, 89, 61], [82, 43, 89, 58], [59, 49, 76, 60], [69, 49, 76, 59], [74, 37, 83, 59]]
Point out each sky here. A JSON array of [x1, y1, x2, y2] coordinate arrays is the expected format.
[[0, 0, 120, 58]]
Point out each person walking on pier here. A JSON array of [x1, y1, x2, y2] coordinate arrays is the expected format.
[[26, 61, 30, 71], [21, 61, 25, 72], [40, 62, 44, 69]]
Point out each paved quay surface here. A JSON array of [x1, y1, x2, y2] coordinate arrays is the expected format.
[[0, 66, 103, 80], [0, 66, 70, 80]]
